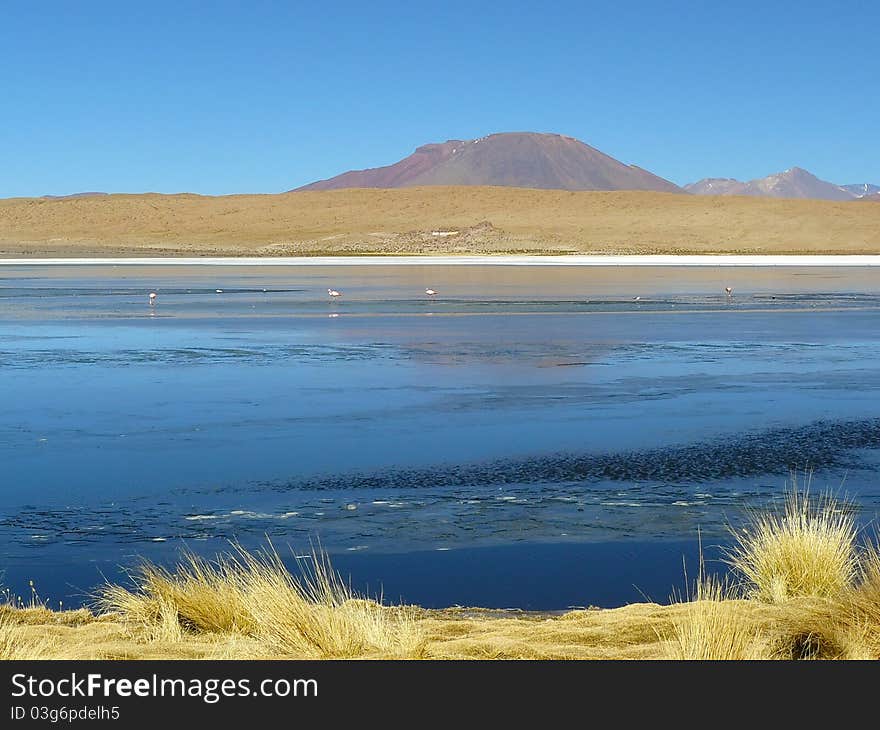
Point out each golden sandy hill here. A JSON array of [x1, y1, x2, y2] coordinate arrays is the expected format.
[[1, 186, 879, 256]]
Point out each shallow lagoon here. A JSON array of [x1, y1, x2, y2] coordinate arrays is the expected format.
[[1, 263, 879, 608]]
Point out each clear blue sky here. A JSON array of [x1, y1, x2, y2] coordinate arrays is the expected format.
[[1, 1, 877, 197]]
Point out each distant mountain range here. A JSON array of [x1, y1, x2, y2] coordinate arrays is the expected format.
[[685, 168, 878, 201], [295, 132, 682, 193], [295, 132, 876, 201], [33, 132, 877, 202], [842, 183, 880, 198], [41, 192, 109, 200]]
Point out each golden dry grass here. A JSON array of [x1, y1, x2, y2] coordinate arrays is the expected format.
[[842, 542, 880, 654], [94, 544, 424, 659], [96, 553, 252, 635], [661, 486, 875, 660], [851, 545, 880, 625], [662, 581, 871, 660], [0, 613, 65, 660], [2, 187, 880, 257], [663, 575, 768, 660], [726, 487, 859, 603], [3, 596, 877, 661], [764, 597, 874, 660]]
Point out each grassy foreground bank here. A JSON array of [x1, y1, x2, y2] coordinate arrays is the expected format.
[[3, 489, 880, 660]]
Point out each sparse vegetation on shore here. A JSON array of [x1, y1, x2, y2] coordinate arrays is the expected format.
[[2, 187, 880, 257], [3, 488, 880, 660]]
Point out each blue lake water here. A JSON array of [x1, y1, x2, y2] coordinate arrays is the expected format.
[[1, 263, 879, 609]]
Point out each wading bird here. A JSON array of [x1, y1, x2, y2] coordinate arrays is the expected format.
[[148, 291, 157, 306], [425, 288, 437, 296], [725, 286, 733, 297], [328, 288, 341, 299]]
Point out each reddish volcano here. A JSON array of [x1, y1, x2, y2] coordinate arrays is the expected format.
[[295, 132, 681, 193]]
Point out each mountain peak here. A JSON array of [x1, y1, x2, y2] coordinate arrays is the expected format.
[[294, 132, 681, 193], [782, 166, 819, 179]]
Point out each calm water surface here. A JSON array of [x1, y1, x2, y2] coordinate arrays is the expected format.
[[1, 263, 879, 608]]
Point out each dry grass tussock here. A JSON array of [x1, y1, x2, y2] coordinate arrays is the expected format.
[[725, 485, 859, 603], [665, 486, 876, 660], [764, 597, 874, 660], [664, 584, 873, 661], [94, 543, 425, 659], [842, 543, 880, 654]]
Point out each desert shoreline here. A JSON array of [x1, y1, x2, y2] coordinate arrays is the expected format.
[[4, 254, 880, 266], [3, 188, 880, 258]]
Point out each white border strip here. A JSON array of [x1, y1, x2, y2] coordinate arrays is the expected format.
[[1, 255, 879, 267]]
